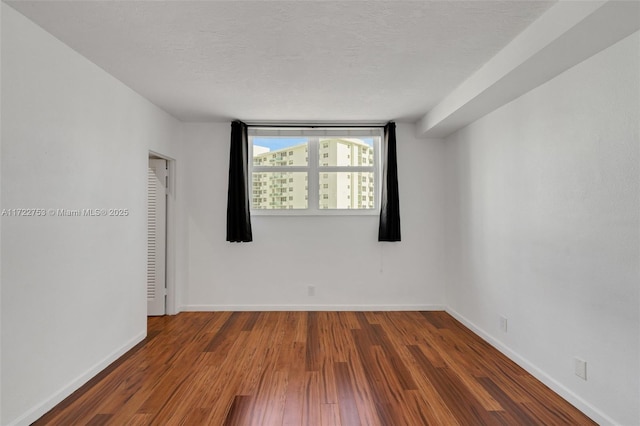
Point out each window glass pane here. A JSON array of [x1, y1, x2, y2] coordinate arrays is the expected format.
[[318, 172, 375, 209], [252, 172, 308, 209], [252, 137, 308, 166], [318, 137, 375, 167]]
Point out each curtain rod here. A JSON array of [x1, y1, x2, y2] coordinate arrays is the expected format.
[[243, 122, 388, 129]]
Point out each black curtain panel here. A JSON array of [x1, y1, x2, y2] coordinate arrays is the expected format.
[[378, 122, 401, 242], [226, 120, 253, 242]]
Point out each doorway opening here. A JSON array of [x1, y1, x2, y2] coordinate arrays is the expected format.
[[147, 152, 176, 316]]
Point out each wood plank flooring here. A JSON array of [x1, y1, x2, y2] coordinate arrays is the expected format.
[[34, 311, 596, 425]]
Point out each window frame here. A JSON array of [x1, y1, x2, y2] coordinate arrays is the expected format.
[[249, 127, 382, 216]]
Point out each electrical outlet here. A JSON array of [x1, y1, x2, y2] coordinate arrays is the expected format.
[[499, 316, 508, 333], [307, 285, 315, 296], [574, 358, 587, 380]]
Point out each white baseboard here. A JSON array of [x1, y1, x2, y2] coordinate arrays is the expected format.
[[180, 304, 445, 312], [445, 307, 617, 426], [7, 331, 146, 426]]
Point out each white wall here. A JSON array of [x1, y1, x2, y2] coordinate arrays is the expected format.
[[0, 4, 182, 425], [443, 32, 639, 426], [180, 122, 446, 310]]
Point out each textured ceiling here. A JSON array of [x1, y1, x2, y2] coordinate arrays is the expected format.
[[6, 1, 555, 123]]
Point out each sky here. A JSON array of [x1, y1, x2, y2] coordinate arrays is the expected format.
[[252, 137, 307, 152], [253, 137, 374, 152]]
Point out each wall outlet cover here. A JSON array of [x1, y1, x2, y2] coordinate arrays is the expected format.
[[499, 316, 508, 332], [574, 357, 587, 380]]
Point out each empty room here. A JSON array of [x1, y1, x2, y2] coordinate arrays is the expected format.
[[1, 1, 638, 425]]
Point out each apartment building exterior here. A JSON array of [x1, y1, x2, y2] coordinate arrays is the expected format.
[[252, 138, 375, 210]]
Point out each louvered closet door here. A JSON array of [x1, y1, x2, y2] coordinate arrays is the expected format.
[[147, 159, 167, 316]]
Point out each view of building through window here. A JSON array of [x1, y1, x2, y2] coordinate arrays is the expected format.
[[251, 136, 376, 210]]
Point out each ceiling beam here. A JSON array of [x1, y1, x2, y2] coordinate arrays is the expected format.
[[417, 0, 640, 139]]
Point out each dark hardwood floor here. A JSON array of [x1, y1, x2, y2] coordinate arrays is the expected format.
[[34, 311, 596, 425]]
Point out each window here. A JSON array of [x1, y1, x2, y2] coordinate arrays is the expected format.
[[249, 128, 381, 215]]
